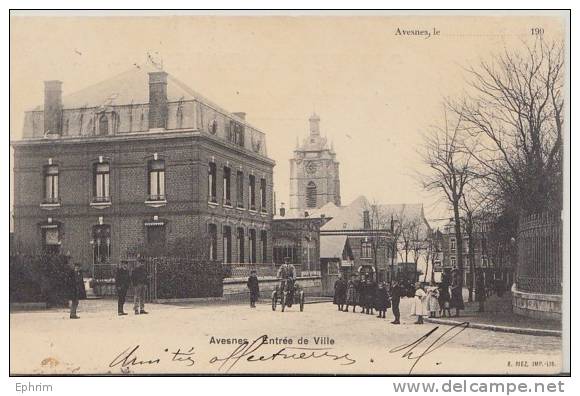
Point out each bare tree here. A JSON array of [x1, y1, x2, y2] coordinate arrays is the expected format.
[[419, 107, 475, 287], [459, 176, 494, 302], [398, 217, 421, 264], [388, 210, 404, 283], [451, 38, 564, 216], [361, 200, 391, 282]]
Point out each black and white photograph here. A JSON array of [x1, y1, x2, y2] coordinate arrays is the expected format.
[[8, 9, 570, 378]]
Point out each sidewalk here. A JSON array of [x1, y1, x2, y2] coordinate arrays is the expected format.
[[424, 291, 562, 336]]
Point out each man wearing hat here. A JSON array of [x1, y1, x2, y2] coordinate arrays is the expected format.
[[67, 262, 86, 319], [247, 269, 260, 308], [131, 258, 149, 315], [277, 258, 296, 306], [115, 261, 130, 316], [390, 280, 403, 324]]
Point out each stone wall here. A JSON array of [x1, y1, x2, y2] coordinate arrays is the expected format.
[[92, 276, 323, 301], [512, 284, 562, 321], [223, 276, 322, 299]]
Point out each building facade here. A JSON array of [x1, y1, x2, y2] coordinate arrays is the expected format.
[[271, 215, 327, 275], [432, 219, 514, 287], [289, 114, 341, 211], [12, 67, 275, 276], [319, 197, 397, 283]]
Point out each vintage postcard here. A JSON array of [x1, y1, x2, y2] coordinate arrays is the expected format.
[[9, 11, 569, 376]]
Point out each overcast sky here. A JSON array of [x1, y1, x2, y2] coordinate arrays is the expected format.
[[10, 14, 566, 222]]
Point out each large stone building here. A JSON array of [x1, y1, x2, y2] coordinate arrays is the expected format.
[[11, 66, 275, 276], [289, 114, 341, 211]]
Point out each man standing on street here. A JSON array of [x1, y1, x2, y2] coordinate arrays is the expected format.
[[131, 258, 149, 315], [390, 280, 402, 324], [115, 262, 130, 316], [247, 269, 260, 308], [68, 263, 86, 319]]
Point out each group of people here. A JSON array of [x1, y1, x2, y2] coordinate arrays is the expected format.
[[333, 272, 470, 325], [410, 280, 460, 324], [246, 262, 297, 308], [114, 260, 150, 316], [333, 274, 401, 323], [66, 259, 150, 319]]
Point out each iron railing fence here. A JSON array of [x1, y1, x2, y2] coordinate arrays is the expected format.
[[516, 211, 562, 295]]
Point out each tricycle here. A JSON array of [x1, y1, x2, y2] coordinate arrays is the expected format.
[[271, 278, 305, 312]]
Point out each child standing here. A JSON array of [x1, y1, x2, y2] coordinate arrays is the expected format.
[[426, 281, 440, 318]]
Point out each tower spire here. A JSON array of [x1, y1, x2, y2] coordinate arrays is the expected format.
[[309, 113, 320, 136]]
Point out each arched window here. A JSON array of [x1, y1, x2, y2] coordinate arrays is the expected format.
[[306, 181, 317, 208], [92, 225, 111, 264], [98, 114, 108, 135]]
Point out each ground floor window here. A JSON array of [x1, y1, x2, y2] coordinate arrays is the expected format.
[[237, 228, 245, 263], [208, 224, 218, 260], [249, 229, 257, 264], [223, 226, 232, 263], [260, 230, 267, 263], [41, 226, 60, 254], [146, 224, 166, 256], [273, 245, 300, 264], [92, 225, 111, 264]]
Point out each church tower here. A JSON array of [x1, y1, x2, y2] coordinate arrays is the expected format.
[[289, 113, 341, 211]]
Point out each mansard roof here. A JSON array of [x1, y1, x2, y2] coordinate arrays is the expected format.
[[31, 65, 236, 118]]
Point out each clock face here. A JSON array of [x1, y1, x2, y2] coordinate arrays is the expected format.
[[305, 161, 318, 174]]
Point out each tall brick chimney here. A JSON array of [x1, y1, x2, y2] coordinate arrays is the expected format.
[[363, 210, 370, 229], [44, 80, 62, 135], [148, 71, 168, 129]]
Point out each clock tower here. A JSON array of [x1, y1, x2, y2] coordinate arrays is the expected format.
[[289, 113, 341, 211]]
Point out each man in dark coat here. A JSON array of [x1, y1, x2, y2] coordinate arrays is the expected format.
[[115, 262, 130, 316], [68, 263, 86, 319], [131, 259, 149, 315], [247, 270, 260, 308], [333, 274, 347, 311], [361, 276, 377, 315], [375, 282, 391, 319], [438, 280, 451, 317], [390, 281, 403, 324], [450, 274, 464, 317]]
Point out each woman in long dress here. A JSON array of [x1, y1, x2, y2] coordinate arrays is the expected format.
[[344, 274, 360, 313], [411, 282, 428, 324]]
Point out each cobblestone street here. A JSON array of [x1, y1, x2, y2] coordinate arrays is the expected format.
[[10, 298, 562, 375]]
